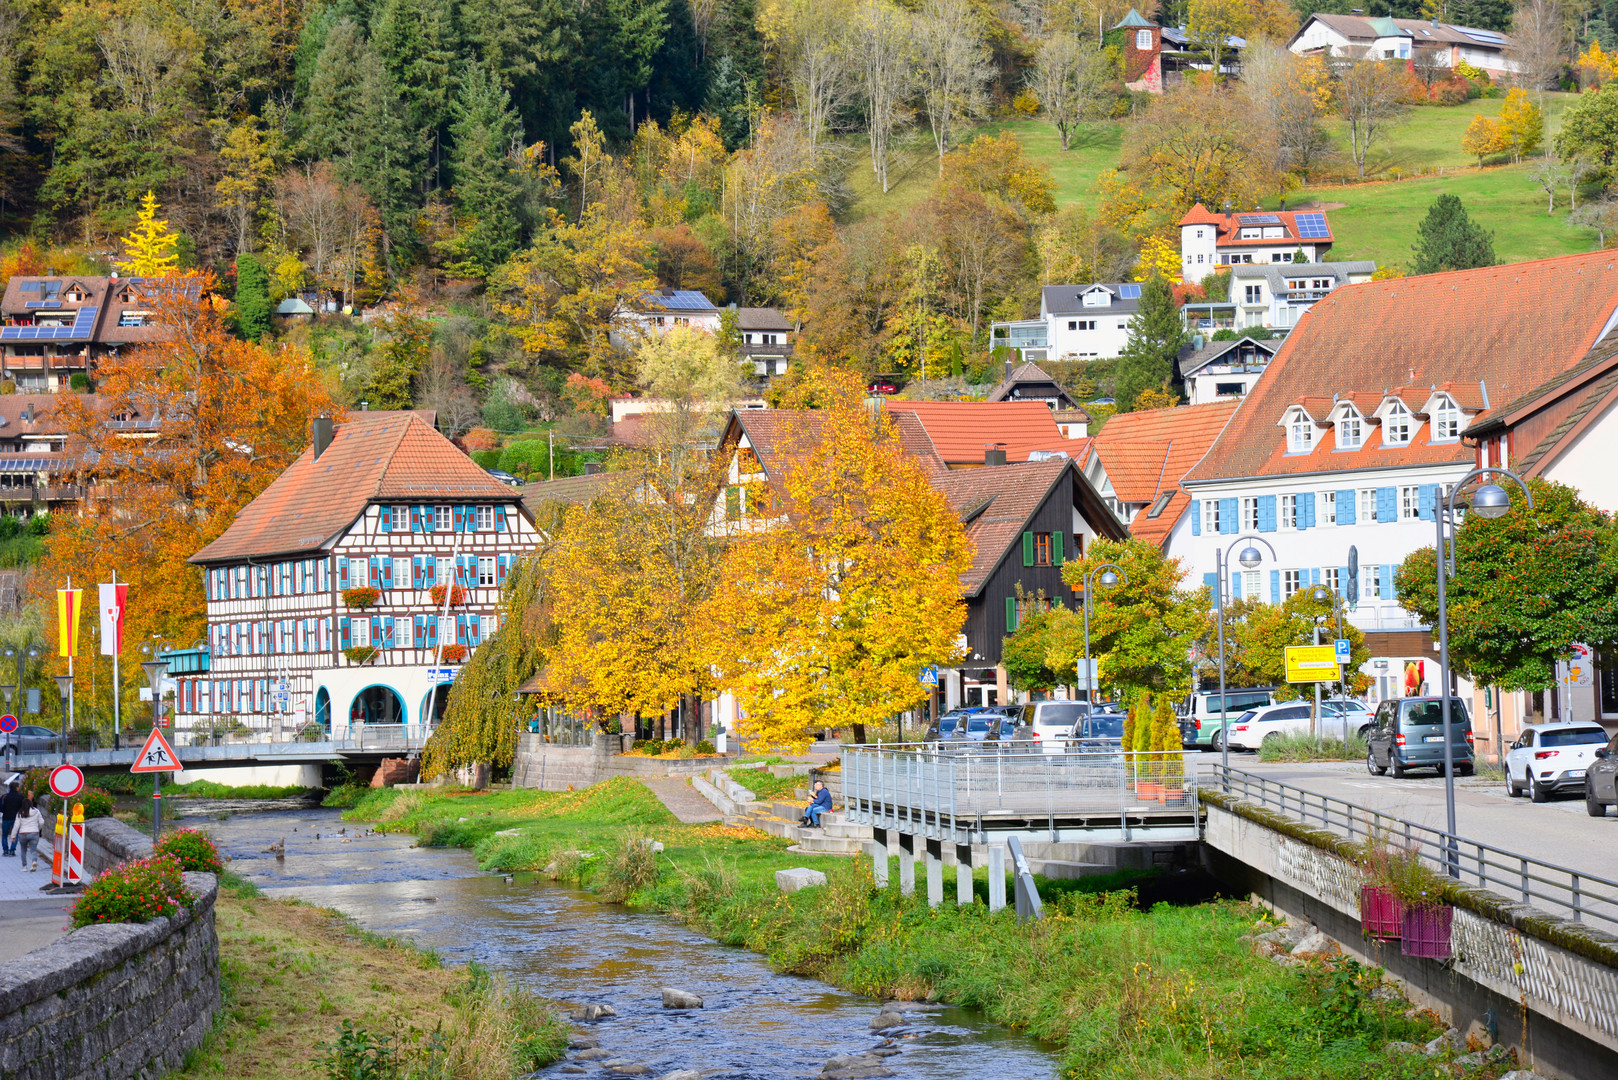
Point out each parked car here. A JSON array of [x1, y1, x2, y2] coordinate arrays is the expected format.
[[1179, 688, 1277, 749], [1366, 697, 1474, 778], [1072, 711, 1126, 752], [867, 380, 899, 395], [985, 709, 1035, 746], [1, 724, 60, 756], [947, 710, 1002, 743], [1584, 728, 1618, 816], [1321, 697, 1374, 738], [485, 469, 524, 486], [1505, 722, 1609, 802], [1225, 702, 1315, 751], [922, 708, 977, 743], [1019, 701, 1092, 754]]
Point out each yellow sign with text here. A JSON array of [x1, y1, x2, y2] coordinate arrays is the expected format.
[[1285, 645, 1341, 683]]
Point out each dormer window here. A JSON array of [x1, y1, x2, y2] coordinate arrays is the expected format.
[[1287, 412, 1315, 453], [1337, 412, 1364, 450], [1431, 396, 1462, 441], [1384, 402, 1412, 446]]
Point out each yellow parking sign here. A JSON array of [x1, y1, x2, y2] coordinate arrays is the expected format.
[[1285, 645, 1341, 683]]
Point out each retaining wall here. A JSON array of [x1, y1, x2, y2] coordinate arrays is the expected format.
[[510, 736, 729, 791], [0, 819, 221, 1080]]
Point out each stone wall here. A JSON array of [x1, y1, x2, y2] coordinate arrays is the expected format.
[[510, 736, 730, 791], [0, 871, 220, 1080]]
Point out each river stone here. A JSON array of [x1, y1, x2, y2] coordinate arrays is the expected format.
[[560, 1068, 587, 1075], [568, 1036, 601, 1049], [573, 1048, 611, 1060], [655, 1072, 703, 1080], [870, 1047, 901, 1057], [608, 1066, 651, 1076], [868, 1011, 905, 1031], [776, 867, 828, 893], [822, 1067, 895, 1079], [1384, 1041, 1420, 1055], [661, 987, 704, 1009], [572, 1003, 618, 1021]]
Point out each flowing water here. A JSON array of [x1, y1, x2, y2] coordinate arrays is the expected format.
[[184, 806, 1062, 1080]]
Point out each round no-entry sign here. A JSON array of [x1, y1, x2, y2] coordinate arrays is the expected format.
[[0, 714, 15, 733], [49, 763, 84, 800]]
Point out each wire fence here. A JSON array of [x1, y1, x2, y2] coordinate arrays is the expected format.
[[1210, 764, 1618, 935]]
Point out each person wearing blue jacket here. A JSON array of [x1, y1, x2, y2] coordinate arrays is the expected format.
[[802, 781, 832, 827]]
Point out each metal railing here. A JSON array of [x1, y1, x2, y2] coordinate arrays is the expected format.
[[841, 744, 1199, 841], [1210, 764, 1618, 935], [330, 723, 433, 751]]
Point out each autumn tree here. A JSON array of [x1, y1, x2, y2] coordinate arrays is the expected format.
[[1120, 77, 1271, 213], [1510, 0, 1570, 98], [1461, 113, 1509, 164], [215, 118, 277, 255], [635, 325, 743, 447], [117, 191, 182, 276], [704, 392, 972, 750], [1241, 41, 1333, 180], [1338, 56, 1409, 180], [1186, 0, 1250, 76], [757, 0, 855, 148], [1555, 79, 1618, 182], [649, 225, 723, 296], [1037, 205, 1135, 284], [1002, 602, 1079, 692], [368, 308, 434, 408], [914, 0, 993, 169], [851, 0, 915, 194], [1028, 32, 1113, 151], [1228, 589, 1371, 705]]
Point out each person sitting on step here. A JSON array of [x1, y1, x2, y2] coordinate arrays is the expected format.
[[801, 780, 832, 828]]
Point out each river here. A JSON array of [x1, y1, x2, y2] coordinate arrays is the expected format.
[[177, 803, 1062, 1080]]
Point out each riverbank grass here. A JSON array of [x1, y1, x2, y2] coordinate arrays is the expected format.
[[173, 886, 567, 1079]]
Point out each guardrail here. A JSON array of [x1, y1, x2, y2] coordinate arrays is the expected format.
[[1210, 763, 1618, 935], [330, 723, 433, 751], [842, 744, 1198, 842]]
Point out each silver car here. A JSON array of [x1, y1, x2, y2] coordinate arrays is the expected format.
[[2, 724, 60, 756]]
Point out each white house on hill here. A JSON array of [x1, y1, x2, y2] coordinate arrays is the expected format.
[[990, 283, 1144, 361]]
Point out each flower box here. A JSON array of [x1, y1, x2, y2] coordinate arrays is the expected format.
[[342, 645, 379, 665], [429, 584, 468, 606], [437, 644, 468, 664], [342, 586, 380, 609], [1135, 780, 1161, 798], [1360, 885, 1404, 940], [1400, 904, 1453, 959]]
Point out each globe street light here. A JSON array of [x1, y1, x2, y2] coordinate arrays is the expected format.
[[1079, 563, 1129, 709], [1215, 534, 1279, 779], [1435, 468, 1533, 877], [53, 674, 73, 765]]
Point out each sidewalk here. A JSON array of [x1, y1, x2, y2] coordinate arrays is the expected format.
[[641, 777, 723, 823], [0, 837, 70, 962], [0, 833, 55, 901]]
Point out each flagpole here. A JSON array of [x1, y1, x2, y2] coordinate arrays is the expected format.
[[66, 575, 74, 755], [111, 570, 121, 750]]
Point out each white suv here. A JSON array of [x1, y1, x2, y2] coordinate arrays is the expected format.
[[1226, 702, 1314, 751], [1505, 722, 1609, 802]]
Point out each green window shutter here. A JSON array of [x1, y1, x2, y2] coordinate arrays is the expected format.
[[1052, 531, 1065, 566], [1005, 596, 1018, 631], [1022, 531, 1034, 566]]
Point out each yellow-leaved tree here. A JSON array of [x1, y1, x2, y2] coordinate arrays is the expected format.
[[116, 191, 181, 276], [703, 372, 972, 751]]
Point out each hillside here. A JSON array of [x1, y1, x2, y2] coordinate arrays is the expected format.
[[842, 94, 1600, 269]]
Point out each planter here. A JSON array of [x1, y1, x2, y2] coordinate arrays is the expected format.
[[1159, 785, 1187, 806], [1135, 780, 1161, 798], [1360, 885, 1404, 940], [342, 645, 379, 665], [429, 584, 468, 606], [342, 586, 380, 609], [1400, 904, 1453, 959], [436, 644, 468, 664]]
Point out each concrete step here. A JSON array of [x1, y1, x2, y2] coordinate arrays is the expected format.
[[1023, 858, 1114, 880], [790, 832, 869, 855], [786, 840, 865, 857]]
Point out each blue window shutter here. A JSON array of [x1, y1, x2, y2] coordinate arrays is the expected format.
[[1338, 489, 1357, 525], [1190, 500, 1201, 535], [457, 614, 468, 644], [368, 555, 380, 586], [424, 509, 436, 533], [1270, 570, 1281, 604], [1311, 568, 1321, 585], [384, 617, 395, 649], [1300, 492, 1315, 529], [339, 617, 350, 648], [495, 506, 507, 532], [1006, 596, 1018, 631], [428, 618, 438, 647], [371, 615, 380, 646], [381, 558, 392, 589], [1203, 572, 1217, 592], [411, 556, 421, 589], [1258, 495, 1276, 532], [1385, 565, 1398, 600], [1231, 572, 1242, 599], [426, 559, 437, 585], [337, 557, 348, 589], [1377, 487, 1396, 522], [379, 507, 391, 534], [1419, 484, 1438, 521], [411, 506, 422, 533], [496, 555, 509, 585], [1219, 498, 1238, 534]]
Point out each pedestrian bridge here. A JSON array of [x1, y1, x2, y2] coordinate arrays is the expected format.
[[5, 723, 433, 773]]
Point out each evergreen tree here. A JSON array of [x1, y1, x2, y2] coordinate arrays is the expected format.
[[303, 20, 367, 162], [446, 65, 523, 276], [234, 254, 273, 342], [1113, 275, 1185, 412], [372, 0, 461, 186], [1410, 194, 1495, 276], [351, 47, 426, 264]]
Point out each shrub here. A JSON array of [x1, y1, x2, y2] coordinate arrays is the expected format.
[[156, 828, 224, 874], [342, 586, 381, 608], [695, 739, 716, 755], [598, 832, 662, 903], [71, 854, 193, 928], [78, 787, 115, 819], [1257, 731, 1369, 762], [322, 783, 367, 808]]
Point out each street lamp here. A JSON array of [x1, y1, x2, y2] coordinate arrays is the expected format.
[[1079, 563, 1129, 707], [1434, 468, 1532, 876], [53, 674, 73, 765], [1214, 535, 1279, 777], [139, 652, 170, 842]]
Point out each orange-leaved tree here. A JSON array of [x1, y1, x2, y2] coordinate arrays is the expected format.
[[33, 272, 337, 728], [703, 376, 972, 751]]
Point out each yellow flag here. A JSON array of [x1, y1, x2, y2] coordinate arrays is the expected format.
[[57, 588, 83, 657]]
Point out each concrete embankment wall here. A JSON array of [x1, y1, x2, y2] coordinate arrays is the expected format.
[[1203, 792, 1618, 1080], [510, 736, 729, 791], [0, 819, 221, 1080]]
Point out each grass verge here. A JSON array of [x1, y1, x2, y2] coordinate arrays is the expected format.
[[173, 886, 567, 1080], [1257, 732, 1371, 762], [342, 780, 1502, 1080], [724, 766, 804, 801]]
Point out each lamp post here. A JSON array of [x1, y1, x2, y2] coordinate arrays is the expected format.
[[1079, 563, 1128, 707], [1434, 468, 1532, 876], [1310, 586, 1347, 739], [140, 654, 169, 842], [53, 675, 72, 765], [1215, 535, 1279, 778]]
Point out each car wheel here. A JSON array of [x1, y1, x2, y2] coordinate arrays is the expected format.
[[1459, 764, 1474, 777], [1587, 784, 1607, 818], [1261, 732, 1279, 749], [1367, 748, 1386, 776], [1210, 729, 1224, 752], [1530, 775, 1549, 803], [1390, 757, 1405, 779], [1506, 768, 1521, 797]]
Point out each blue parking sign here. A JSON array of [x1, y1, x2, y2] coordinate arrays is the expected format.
[[1334, 638, 1351, 662]]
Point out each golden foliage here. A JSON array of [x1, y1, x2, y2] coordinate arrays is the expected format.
[[1135, 235, 1181, 282], [1579, 41, 1618, 84], [117, 191, 181, 276]]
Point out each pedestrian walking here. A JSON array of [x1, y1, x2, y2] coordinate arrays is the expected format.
[[9, 794, 43, 871], [0, 779, 23, 857]]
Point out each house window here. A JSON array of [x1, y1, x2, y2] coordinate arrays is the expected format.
[[438, 615, 456, 644], [1287, 414, 1314, 453], [477, 556, 496, 586], [1241, 497, 1259, 532], [1400, 485, 1420, 519], [1368, 569, 1385, 600], [1358, 489, 1376, 523], [1282, 570, 1301, 598], [352, 619, 370, 647], [1324, 567, 1340, 593], [476, 505, 494, 530], [394, 557, 410, 588], [1244, 285, 1261, 303], [1067, 320, 1077, 330], [1321, 491, 1336, 525], [433, 505, 451, 530], [1432, 397, 1462, 441], [1338, 413, 1363, 449], [1243, 570, 1262, 600], [1136, 28, 1151, 48], [1384, 403, 1412, 445], [481, 615, 498, 639], [1280, 494, 1297, 529], [1034, 532, 1052, 565], [1203, 500, 1221, 534], [436, 556, 452, 583]]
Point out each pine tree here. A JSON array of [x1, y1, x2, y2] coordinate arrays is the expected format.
[[303, 20, 367, 163], [1113, 275, 1185, 412], [234, 254, 273, 343], [1411, 194, 1496, 276], [116, 191, 181, 276], [446, 64, 522, 276], [352, 47, 427, 266]]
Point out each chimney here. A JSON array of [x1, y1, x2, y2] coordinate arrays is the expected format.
[[985, 444, 1007, 467], [1004, 357, 1015, 380], [1192, 334, 1204, 350], [312, 416, 333, 460], [583, 462, 603, 475]]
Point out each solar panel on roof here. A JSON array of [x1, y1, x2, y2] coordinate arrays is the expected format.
[[1295, 213, 1330, 239], [1238, 214, 1280, 225], [1118, 284, 1142, 299]]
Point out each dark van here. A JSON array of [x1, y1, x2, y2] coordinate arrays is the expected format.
[[1366, 697, 1475, 778]]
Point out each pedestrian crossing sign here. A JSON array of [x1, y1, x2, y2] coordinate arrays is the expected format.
[[131, 727, 181, 773]]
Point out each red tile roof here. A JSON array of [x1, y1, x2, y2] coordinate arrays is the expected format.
[[1090, 400, 1240, 547], [191, 413, 518, 563], [883, 401, 1070, 466], [1186, 252, 1618, 483], [1178, 203, 1334, 247]]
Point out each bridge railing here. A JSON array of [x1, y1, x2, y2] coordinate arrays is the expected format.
[[841, 744, 1198, 839], [1210, 764, 1618, 935], [329, 724, 433, 752]]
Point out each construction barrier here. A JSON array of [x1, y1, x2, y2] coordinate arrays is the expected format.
[[67, 803, 84, 884], [50, 811, 64, 885]]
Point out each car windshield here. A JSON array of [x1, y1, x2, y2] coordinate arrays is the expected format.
[[1401, 700, 1470, 727], [938, 716, 959, 733], [1542, 728, 1608, 747], [1233, 710, 1258, 725], [1087, 716, 1124, 738], [966, 715, 993, 732], [1034, 703, 1087, 727]]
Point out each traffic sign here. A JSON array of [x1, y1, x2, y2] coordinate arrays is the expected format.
[[426, 667, 456, 685], [131, 727, 181, 773], [1285, 644, 1340, 683], [49, 763, 84, 800], [0, 714, 14, 733], [918, 665, 939, 687], [1334, 638, 1351, 662]]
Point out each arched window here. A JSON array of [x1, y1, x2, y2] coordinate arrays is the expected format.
[[1337, 411, 1363, 449], [1287, 411, 1315, 453], [1384, 402, 1412, 445], [1431, 396, 1462, 441]]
